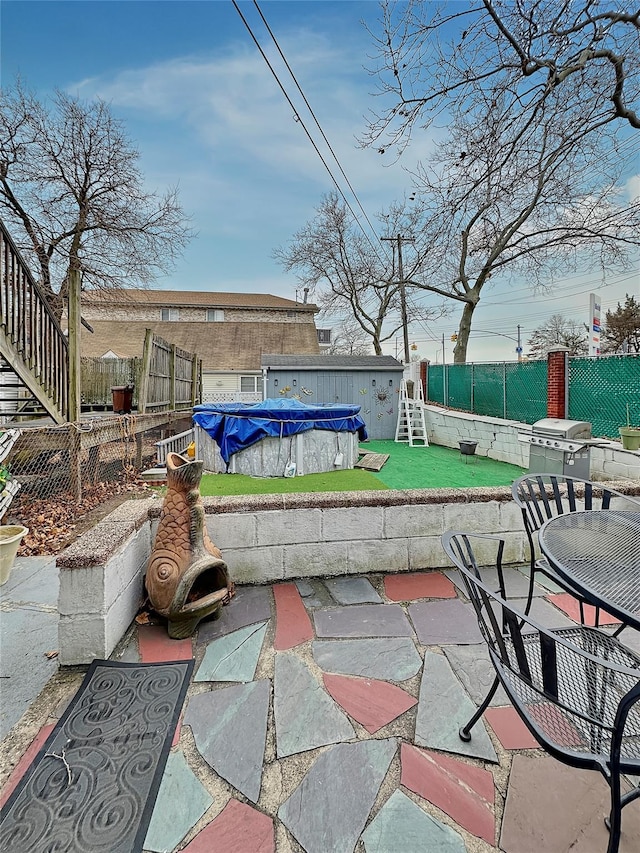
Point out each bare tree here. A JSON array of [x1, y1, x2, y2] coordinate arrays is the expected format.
[[275, 192, 440, 356], [0, 81, 191, 318], [602, 294, 640, 353], [364, 0, 640, 154], [527, 314, 588, 358], [360, 2, 640, 362]]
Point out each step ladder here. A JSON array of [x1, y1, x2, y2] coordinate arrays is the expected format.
[[395, 382, 428, 446]]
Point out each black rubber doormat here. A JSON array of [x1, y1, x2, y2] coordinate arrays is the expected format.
[[0, 658, 194, 853]]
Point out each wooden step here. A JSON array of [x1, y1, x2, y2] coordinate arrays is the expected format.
[[354, 452, 390, 471]]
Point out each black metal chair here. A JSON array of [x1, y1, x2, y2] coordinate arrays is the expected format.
[[512, 474, 640, 625], [442, 530, 640, 853]]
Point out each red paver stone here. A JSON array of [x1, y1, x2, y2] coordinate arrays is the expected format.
[[384, 572, 457, 602], [0, 722, 55, 808], [485, 706, 540, 750], [400, 743, 495, 844], [546, 593, 620, 626], [182, 797, 275, 853], [528, 702, 585, 747], [137, 624, 193, 662], [322, 672, 417, 734], [172, 712, 183, 748], [273, 583, 313, 650]]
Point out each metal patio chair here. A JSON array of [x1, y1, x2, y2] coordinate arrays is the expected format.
[[512, 473, 640, 625], [442, 530, 640, 853]]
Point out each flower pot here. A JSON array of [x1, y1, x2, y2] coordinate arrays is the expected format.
[[459, 440, 478, 456], [0, 525, 29, 586], [619, 427, 640, 451]]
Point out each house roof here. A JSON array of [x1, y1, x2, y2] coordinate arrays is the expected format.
[[81, 321, 320, 370], [261, 354, 404, 371], [82, 288, 318, 313]]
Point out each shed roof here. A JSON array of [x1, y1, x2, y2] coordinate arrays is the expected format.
[[261, 354, 403, 371]]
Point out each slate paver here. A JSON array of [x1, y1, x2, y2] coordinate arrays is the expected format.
[[362, 789, 467, 853], [0, 607, 59, 739], [312, 638, 422, 681], [384, 571, 456, 602], [323, 672, 417, 733], [181, 798, 275, 853], [274, 653, 354, 757], [184, 680, 269, 802], [415, 651, 497, 762], [443, 643, 508, 706], [198, 585, 272, 643], [195, 621, 267, 682], [273, 582, 314, 650], [408, 598, 483, 645], [324, 576, 382, 604], [278, 738, 397, 853], [295, 578, 329, 608], [144, 750, 213, 853], [500, 753, 640, 853], [401, 743, 495, 844], [137, 624, 193, 662], [314, 603, 414, 638], [484, 706, 540, 750], [546, 593, 621, 626]]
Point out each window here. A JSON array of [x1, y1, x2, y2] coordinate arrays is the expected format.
[[207, 309, 225, 322], [317, 329, 332, 344], [240, 375, 259, 392], [161, 308, 179, 321]]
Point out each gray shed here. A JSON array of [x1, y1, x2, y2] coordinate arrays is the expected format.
[[261, 354, 405, 440]]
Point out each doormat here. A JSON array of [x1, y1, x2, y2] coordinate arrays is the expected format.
[[0, 658, 194, 853]]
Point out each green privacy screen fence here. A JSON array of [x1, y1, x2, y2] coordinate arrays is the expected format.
[[426, 354, 639, 439]]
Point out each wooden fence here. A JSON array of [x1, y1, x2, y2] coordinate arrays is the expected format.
[[81, 330, 201, 412]]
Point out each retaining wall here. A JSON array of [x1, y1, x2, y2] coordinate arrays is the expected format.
[[56, 409, 640, 665]]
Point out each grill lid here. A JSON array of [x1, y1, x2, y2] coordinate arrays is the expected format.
[[531, 418, 591, 439]]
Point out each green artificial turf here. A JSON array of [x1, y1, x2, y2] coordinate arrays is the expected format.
[[363, 440, 526, 489], [199, 467, 388, 496], [197, 439, 525, 497]]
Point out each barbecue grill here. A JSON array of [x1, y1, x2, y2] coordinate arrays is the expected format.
[[519, 418, 593, 479]]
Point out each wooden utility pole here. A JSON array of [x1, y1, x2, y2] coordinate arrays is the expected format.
[[381, 235, 414, 364]]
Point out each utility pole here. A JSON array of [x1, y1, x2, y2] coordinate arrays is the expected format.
[[381, 234, 414, 364], [517, 324, 522, 362]]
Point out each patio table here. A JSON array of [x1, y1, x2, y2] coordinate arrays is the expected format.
[[539, 509, 640, 631]]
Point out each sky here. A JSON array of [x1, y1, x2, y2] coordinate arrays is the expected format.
[[1, 0, 639, 363]]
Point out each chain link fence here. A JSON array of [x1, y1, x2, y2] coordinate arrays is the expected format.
[[426, 353, 639, 437], [1, 412, 192, 556]]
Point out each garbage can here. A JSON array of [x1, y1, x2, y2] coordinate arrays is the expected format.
[[111, 385, 134, 414]]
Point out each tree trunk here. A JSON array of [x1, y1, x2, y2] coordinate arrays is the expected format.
[[453, 300, 477, 364]]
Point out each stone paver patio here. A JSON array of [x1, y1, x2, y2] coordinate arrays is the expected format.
[[3, 565, 640, 852]]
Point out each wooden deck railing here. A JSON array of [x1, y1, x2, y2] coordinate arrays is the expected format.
[[0, 218, 69, 422]]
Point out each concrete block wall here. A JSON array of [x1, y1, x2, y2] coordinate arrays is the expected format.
[[202, 489, 526, 585], [423, 404, 640, 481]]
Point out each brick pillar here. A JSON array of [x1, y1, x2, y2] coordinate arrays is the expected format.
[[420, 360, 429, 402], [547, 348, 569, 419]]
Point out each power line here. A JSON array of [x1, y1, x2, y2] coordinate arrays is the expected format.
[[232, 0, 390, 267]]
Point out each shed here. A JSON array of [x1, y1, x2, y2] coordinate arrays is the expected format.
[[261, 354, 405, 440]]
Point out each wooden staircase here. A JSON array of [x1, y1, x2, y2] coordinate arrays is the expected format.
[[0, 219, 68, 424]]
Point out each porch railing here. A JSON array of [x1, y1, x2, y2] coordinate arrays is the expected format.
[[0, 218, 69, 422]]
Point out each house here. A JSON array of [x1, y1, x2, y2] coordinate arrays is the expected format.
[[78, 289, 321, 400]]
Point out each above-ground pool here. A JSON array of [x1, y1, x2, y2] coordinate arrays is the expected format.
[[193, 398, 368, 477]]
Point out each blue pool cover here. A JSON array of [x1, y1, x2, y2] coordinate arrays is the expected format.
[[193, 398, 368, 463]]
